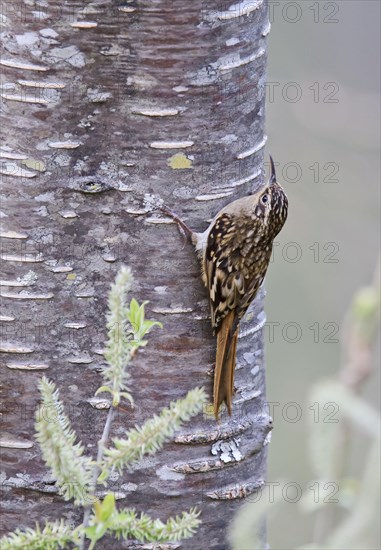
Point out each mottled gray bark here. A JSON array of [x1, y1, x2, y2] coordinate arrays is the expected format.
[[1, 1, 271, 548]]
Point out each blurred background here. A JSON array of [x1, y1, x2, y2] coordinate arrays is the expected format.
[[264, 1, 380, 548]]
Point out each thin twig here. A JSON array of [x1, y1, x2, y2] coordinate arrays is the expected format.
[[80, 405, 115, 550]]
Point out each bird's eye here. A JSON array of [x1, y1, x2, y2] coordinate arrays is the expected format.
[[261, 194, 269, 205]]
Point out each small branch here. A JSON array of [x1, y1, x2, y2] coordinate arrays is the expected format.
[[80, 405, 115, 550]]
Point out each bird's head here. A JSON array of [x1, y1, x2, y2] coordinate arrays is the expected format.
[[252, 155, 288, 238]]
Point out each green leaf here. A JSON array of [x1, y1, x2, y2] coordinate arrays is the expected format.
[[137, 301, 149, 330], [128, 298, 140, 330], [120, 391, 134, 403], [139, 320, 163, 339], [84, 523, 107, 547], [84, 525, 98, 539], [132, 339, 148, 349], [85, 495, 118, 547], [94, 500, 102, 522], [99, 494, 116, 522], [95, 385, 114, 396], [129, 298, 139, 319], [97, 469, 109, 484]]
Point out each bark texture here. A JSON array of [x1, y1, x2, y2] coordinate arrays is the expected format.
[[1, 1, 271, 547]]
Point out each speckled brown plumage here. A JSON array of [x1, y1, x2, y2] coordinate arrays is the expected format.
[[162, 156, 288, 418]]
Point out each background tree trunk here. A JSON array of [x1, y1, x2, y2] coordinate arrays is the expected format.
[[1, 1, 271, 547]]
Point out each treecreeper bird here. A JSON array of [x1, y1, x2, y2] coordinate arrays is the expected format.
[[162, 156, 288, 418]]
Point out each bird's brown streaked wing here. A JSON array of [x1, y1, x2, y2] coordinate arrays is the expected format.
[[205, 213, 246, 332], [205, 213, 270, 332]]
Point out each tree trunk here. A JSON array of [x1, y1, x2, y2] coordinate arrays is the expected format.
[[1, 1, 271, 548]]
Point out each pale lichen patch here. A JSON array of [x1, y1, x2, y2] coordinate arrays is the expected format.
[[15, 32, 39, 47], [154, 286, 168, 294], [168, 153, 192, 169], [48, 46, 86, 68], [21, 158, 46, 172], [211, 439, 243, 463], [39, 28, 59, 39]]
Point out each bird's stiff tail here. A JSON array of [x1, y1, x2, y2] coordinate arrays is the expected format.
[[213, 311, 239, 418]]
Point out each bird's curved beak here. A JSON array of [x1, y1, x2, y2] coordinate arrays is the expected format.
[[269, 154, 277, 185]]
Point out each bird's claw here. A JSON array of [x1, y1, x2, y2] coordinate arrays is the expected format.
[[160, 205, 193, 243]]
